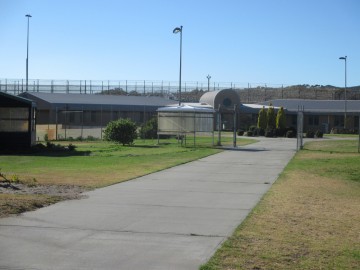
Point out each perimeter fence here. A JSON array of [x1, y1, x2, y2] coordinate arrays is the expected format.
[[0, 79, 252, 96], [1, 78, 358, 103]]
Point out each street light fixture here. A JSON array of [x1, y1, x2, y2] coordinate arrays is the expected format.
[[25, 14, 32, 92], [173, 25, 183, 106], [206, 74, 211, 92], [339, 56, 347, 129]]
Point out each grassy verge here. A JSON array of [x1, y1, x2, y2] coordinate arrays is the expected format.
[[0, 136, 255, 218], [201, 139, 360, 270]]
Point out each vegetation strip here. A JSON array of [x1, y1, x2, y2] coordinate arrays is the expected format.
[[200, 139, 360, 270]]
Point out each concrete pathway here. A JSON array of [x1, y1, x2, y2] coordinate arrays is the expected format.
[[0, 138, 297, 270]]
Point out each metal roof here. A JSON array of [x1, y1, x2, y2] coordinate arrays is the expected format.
[[259, 99, 360, 114], [1, 91, 36, 107], [19, 92, 175, 107], [239, 103, 282, 114]]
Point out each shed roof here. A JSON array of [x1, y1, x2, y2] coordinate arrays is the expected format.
[[0, 91, 36, 107]]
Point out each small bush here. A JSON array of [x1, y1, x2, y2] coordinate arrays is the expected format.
[[86, 135, 97, 141], [306, 130, 315, 138], [68, 144, 76, 151], [103, 118, 137, 145], [315, 130, 323, 138], [275, 128, 286, 137], [265, 128, 275, 137], [286, 130, 295, 138], [246, 131, 253, 137], [237, 129, 244, 136], [140, 117, 158, 139], [258, 128, 265, 136]]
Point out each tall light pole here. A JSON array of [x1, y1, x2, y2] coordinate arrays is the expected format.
[[173, 25, 182, 106], [25, 14, 32, 92], [339, 56, 347, 129], [206, 74, 211, 92]]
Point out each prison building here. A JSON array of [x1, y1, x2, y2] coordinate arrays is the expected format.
[[259, 99, 360, 133], [19, 92, 176, 128]]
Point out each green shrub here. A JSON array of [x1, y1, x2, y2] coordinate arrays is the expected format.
[[267, 104, 276, 129], [265, 128, 275, 137], [315, 130, 323, 138], [86, 135, 97, 141], [246, 131, 253, 137], [237, 129, 244, 136], [286, 130, 295, 138], [68, 143, 76, 151], [276, 106, 286, 130], [306, 130, 315, 138], [103, 118, 137, 145], [276, 128, 286, 137], [257, 106, 267, 130], [140, 117, 158, 139]]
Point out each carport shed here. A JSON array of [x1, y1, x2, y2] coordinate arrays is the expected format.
[[0, 91, 36, 149]]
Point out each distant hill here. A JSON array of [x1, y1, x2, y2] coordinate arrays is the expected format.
[[236, 84, 360, 103]]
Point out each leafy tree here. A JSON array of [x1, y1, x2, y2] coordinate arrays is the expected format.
[[276, 106, 286, 129], [257, 106, 267, 130], [266, 104, 276, 129], [103, 118, 137, 145], [140, 117, 158, 139]]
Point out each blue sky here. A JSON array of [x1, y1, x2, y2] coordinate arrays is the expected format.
[[0, 0, 359, 87]]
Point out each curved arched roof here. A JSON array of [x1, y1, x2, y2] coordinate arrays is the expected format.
[[199, 89, 241, 110]]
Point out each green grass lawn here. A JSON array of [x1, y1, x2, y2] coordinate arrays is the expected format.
[[0, 136, 255, 217], [200, 139, 360, 270], [0, 137, 255, 187]]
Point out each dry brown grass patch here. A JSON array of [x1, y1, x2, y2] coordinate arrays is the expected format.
[[204, 169, 360, 269]]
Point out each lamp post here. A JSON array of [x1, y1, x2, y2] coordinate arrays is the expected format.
[[206, 74, 211, 92], [339, 56, 347, 129], [25, 14, 32, 92], [173, 25, 183, 106]]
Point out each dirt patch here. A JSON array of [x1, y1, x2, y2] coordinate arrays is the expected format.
[[0, 183, 90, 218], [0, 182, 89, 200]]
